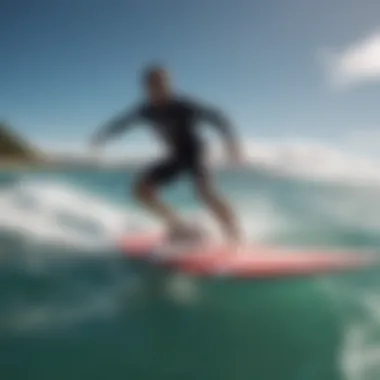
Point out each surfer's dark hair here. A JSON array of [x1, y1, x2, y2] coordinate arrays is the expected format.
[[142, 64, 167, 85]]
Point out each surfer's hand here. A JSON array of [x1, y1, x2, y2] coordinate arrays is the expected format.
[[90, 129, 107, 149], [227, 142, 243, 165], [88, 134, 104, 159]]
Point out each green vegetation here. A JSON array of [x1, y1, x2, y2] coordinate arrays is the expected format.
[[0, 122, 39, 162]]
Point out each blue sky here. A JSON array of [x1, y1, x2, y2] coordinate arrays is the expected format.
[[2, 0, 380, 155]]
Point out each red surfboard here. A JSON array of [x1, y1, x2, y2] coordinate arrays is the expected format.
[[119, 231, 378, 278]]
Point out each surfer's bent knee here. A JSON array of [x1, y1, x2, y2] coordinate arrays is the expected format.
[[133, 180, 156, 202], [194, 177, 217, 200]]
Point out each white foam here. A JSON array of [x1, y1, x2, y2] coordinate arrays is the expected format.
[[241, 139, 380, 185], [340, 292, 380, 380], [0, 179, 133, 250], [178, 194, 291, 245], [2, 137, 380, 253]]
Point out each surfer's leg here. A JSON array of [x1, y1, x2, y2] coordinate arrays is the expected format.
[[194, 173, 240, 243], [183, 146, 240, 242], [133, 159, 185, 229]]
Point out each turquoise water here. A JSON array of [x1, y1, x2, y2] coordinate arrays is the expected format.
[[1, 168, 380, 380]]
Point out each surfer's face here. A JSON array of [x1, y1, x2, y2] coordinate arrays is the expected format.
[[145, 69, 171, 103]]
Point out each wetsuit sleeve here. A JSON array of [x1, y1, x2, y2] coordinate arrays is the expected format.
[[92, 106, 144, 144], [191, 101, 237, 144]]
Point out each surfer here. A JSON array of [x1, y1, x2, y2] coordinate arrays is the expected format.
[[90, 65, 242, 243]]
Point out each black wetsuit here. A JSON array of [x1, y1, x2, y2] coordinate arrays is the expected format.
[[97, 96, 234, 185]]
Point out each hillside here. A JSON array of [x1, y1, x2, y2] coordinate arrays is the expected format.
[[0, 122, 40, 162]]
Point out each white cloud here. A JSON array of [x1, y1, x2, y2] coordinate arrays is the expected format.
[[322, 32, 380, 88]]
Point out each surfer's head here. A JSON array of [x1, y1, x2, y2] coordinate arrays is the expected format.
[[142, 65, 171, 103]]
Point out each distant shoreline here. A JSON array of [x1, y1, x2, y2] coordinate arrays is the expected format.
[[0, 159, 143, 171], [0, 156, 256, 172]]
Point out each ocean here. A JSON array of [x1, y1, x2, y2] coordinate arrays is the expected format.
[[0, 165, 380, 380]]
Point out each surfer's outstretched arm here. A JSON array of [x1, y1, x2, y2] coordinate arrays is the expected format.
[[195, 103, 241, 161], [91, 106, 142, 145]]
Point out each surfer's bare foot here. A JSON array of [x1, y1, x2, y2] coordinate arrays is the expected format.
[[225, 224, 241, 244], [167, 223, 207, 244]]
